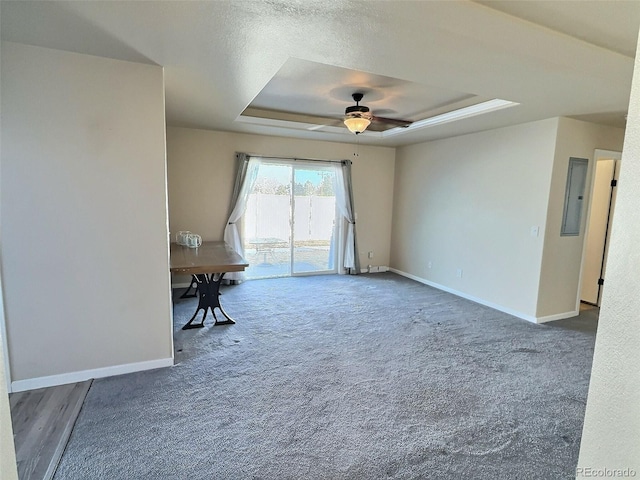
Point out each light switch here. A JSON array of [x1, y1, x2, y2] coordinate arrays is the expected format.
[[530, 226, 540, 237]]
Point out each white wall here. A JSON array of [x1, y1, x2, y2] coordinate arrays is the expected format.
[[390, 119, 559, 320], [577, 30, 640, 475], [537, 118, 624, 318], [167, 127, 396, 275], [0, 42, 173, 389]]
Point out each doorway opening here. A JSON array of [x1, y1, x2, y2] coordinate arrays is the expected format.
[[579, 149, 621, 307], [242, 161, 339, 279]]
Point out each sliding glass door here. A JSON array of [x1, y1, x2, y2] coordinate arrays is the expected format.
[[243, 161, 338, 279]]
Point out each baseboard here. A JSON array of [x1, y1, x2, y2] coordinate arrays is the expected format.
[[389, 268, 539, 323], [536, 310, 579, 323], [172, 282, 191, 289], [11, 357, 174, 393]]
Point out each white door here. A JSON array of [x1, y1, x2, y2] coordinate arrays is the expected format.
[[581, 153, 620, 305]]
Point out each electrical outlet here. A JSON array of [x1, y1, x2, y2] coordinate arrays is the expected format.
[[368, 251, 374, 259], [428, 261, 432, 269], [456, 268, 463, 278]]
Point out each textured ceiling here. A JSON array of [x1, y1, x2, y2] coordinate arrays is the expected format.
[[2, 1, 639, 146]]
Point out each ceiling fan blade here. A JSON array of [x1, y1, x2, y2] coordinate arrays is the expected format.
[[372, 115, 412, 128]]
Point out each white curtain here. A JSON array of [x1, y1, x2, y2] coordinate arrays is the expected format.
[[333, 160, 360, 274], [223, 153, 260, 281]]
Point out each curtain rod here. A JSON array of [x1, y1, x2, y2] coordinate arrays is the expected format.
[[240, 153, 350, 165]]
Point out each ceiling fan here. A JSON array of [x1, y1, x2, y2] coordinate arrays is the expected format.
[[342, 92, 412, 134]]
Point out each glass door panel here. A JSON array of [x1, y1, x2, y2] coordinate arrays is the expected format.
[[292, 167, 337, 275], [243, 164, 292, 279]]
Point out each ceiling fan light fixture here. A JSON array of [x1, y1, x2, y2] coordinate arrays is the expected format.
[[344, 116, 371, 134]]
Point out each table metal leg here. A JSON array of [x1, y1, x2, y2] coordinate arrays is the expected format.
[[182, 272, 236, 329], [179, 275, 198, 299]]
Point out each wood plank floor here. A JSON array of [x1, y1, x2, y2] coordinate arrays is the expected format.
[[9, 381, 92, 480]]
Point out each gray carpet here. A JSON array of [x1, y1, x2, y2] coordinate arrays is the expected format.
[[54, 273, 597, 479]]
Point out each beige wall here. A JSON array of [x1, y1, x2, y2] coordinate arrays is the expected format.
[[0, 327, 17, 480], [577, 31, 640, 475], [0, 13, 18, 473], [0, 42, 173, 387], [390, 119, 559, 319], [167, 127, 396, 275], [537, 118, 625, 318]]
